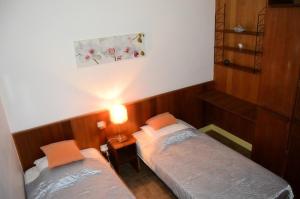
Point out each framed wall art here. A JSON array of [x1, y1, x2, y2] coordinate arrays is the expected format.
[[74, 33, 145, 67]]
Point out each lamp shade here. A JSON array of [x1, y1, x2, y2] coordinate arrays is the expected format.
[[109, 104, 128, 124]]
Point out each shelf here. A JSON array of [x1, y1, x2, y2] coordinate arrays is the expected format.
[[215, 46, 262, 55], [215, 62, 261, 74], [268, 3, 300, 7], [216, 29, 263, 36], [198, 90, 258, 122]]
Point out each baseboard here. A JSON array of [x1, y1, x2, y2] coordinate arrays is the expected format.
[[200, 124, 252, 151]]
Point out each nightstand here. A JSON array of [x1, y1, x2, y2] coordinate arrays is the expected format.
[[107, 134, 140, 174]]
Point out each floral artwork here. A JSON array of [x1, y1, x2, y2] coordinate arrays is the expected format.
[[74, 33, 145, 67]]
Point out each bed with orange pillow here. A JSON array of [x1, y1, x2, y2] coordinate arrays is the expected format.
[[25, 140, 134, 199], [134, 113, 294, 199]]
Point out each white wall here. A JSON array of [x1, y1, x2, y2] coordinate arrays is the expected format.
[[0, 99, 25, 199], [0, 0, 215, 132]]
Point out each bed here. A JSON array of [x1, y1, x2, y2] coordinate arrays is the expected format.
[[24, 148, 135, 199], [133, 120, 294, 199]]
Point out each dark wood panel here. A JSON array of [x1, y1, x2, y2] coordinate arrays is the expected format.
[[125, 98, 157, 135], [199, 90, 257, 122], [199, 90, 257, 143], [252, 109, 290, 176], [203, 103, 255, 143], [294, 86, 300, 122], [13, 81, 214, 171], [214, 64, 261, 104], [175, 83, 215, 128], [258, 8, 300, 118], [216, 0, 267, 31], [285, 120, 300, 198], [284, 85, 300, 197], [12, 121, 73, 171], [70, 112, 109, 150]]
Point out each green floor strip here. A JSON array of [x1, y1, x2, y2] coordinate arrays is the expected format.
[[200, 124, 252, 151]]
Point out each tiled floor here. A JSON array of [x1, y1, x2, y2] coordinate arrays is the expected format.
[[119, 162, 176, 199]]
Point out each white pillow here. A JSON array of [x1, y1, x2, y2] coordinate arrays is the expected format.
[[140, 125, 156, 136], [24, 166, 40, 184], [133, 130, 154, 147], [34, 148, 104, 172], [141, 120, 190, 139], [33, 157, 48, 172]]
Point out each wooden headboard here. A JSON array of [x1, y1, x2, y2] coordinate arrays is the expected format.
[[13, 121, 74, 171], [12, 113, 111, 171], [12, 81, 214, 171]]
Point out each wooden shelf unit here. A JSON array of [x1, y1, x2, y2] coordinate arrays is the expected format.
[[215, 62, 261, 73], [215, 29, 263, 36], [215, 46, 262, 55], [214, 4, 266, 74]]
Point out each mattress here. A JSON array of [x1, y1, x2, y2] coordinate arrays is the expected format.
[[25, 148, 135, 199], [133, 127, 293, 199]]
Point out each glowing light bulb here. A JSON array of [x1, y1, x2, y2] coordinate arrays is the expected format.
[[109, 104, 128, 124]]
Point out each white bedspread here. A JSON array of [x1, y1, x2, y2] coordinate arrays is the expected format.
[[25, 149, 135, 199], [134, 128, 293, 199]]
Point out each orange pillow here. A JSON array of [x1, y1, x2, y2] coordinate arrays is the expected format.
[[146, 112, 177, 130], [40, 140, 84, 168]]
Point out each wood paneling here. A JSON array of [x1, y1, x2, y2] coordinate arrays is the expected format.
[[217, 0, 267, 31], [258, 8, 300, 118], [13, 81, 214, 171], [214, 64, 261, 103], [214, 0, 266, 104], [252, 109, 290, 176], [284, 85, 300, 197], [199, 90, 257, 121], [214, 1, 300, 192], [285, 121, 300, 197], [224, 51, 257, 67], [293, 86, 300, 122], [13, 121, 73, 171], [251, 7, 300, 192], [204, 104, 255, 143], [199, 90, 257, 143], [70, 113, 109, 150]]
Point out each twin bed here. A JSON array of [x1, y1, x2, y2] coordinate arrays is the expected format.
[[22, 113, 294, 199], [133, 118, 294, 199], [24, 148, 135, 199]]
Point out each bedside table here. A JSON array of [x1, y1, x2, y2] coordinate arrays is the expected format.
[[107, 134, 140, 174]]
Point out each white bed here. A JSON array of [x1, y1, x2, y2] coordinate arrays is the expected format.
[[25, 148, 135, 199], [24, 148, 108, 184], [133, 120, 294, 199]]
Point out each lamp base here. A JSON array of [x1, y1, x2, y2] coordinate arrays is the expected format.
[[116, 134, 128, 143]]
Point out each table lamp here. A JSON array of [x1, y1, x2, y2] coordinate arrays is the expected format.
[[109, 104, 128, 142]]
